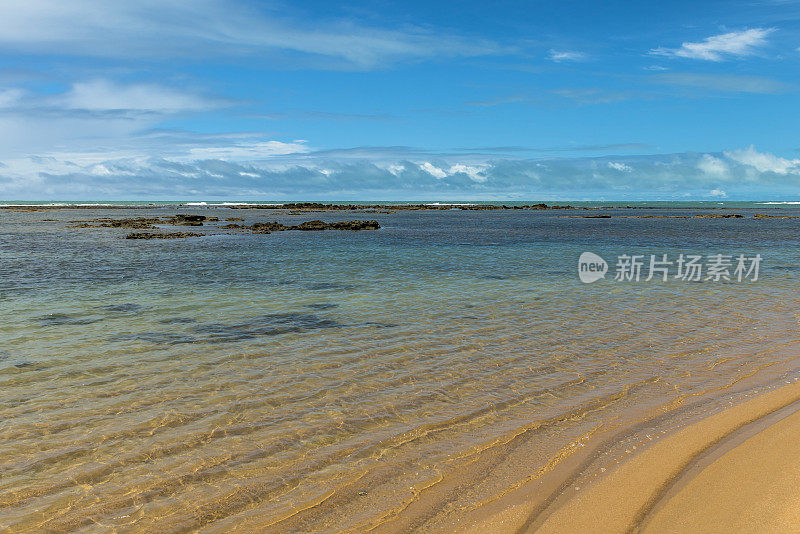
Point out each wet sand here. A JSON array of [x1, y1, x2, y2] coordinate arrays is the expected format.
[[467, 376, 800, 533]]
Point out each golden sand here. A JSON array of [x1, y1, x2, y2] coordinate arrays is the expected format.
[[463, 379, 800, 533]]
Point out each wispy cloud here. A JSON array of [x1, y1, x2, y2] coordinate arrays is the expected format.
[[548, 49, 587, 62], [0, 79, 234, 158], [651, 73, 793, 94], [724, 145, 800, 174], [650, 28, 775, 61], [59, 80, 226, 113], [0, 0, 506, 69]]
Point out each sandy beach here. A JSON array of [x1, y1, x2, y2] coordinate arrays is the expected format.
[[465, 376, 800, 533]]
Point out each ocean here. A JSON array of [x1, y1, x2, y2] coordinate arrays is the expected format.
[[2, 202, 800, 532]]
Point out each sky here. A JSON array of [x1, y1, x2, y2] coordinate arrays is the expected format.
[[2, 0, 800, 200]]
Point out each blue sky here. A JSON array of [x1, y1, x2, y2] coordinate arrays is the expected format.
[[2, 0, 800, 200]]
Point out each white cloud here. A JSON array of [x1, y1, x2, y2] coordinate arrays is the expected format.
[[0, 80, 234, 159], [608, 161, 632, 172], [0, 0, 504, 69], [449, 164, 487, 182], [724, 145, 800, 174], [697, 154, 729, 176], [548, 49, 586, 62], [5, 145, 800, 200], [61, 79, 224, 112], [387, 164, 405, 175], [185, 141, 310, 160], [650, 28, 774, 61], [419, 162, 447, 178]]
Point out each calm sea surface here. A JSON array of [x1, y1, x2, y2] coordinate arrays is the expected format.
[[2, 203, 800, 532]]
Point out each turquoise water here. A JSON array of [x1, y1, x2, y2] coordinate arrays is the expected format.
[[2, 205, 800, 532]]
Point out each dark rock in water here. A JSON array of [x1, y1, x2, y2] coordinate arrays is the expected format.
[[158, 317, 198, 324], [168, 214, 208, 226], [479, 275, 507, 280], [99, 217, 161, 229], [192, 313, 342, 342], [295, 220, 328, 231], [167, 214, 219, 225], [250, 222, 284, 233], [361, 321, 399, 328], [226, 217, 244, 221], [221, 220, 380, 233], [306, 282, 354, 291], [305, 303, 339, 310], [14, 361, 35, 369], [325, 220, 380, 230], [71, 214, 220, 230], [295, 220, 380, 231], [101, 303, 143, 313], [111, 332, 198, 344], [693, 214, 744, 219], [125, 232, 203, 239], [116, 313, 343, 345], [35, 313, 101, 326]]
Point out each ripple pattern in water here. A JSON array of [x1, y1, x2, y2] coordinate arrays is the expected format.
[[2, 206, 800, 532]]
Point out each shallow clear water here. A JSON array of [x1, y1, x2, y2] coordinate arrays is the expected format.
[[2, 206, 800, 532]]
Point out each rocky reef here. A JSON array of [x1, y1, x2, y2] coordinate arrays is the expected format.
[[125, 232, 204, 239], [71, 214, 220, 229], [221, 220, 381, 234], [169, 214, 218, 226]]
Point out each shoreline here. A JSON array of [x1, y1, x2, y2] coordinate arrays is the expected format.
[[458, 361, 800, 533]]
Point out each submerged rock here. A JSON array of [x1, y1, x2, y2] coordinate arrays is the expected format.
[[101, 303, 144, 312], [34, 313, 101, 326], [754, 213, 800, 219], [305, 303, 339, 310]]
